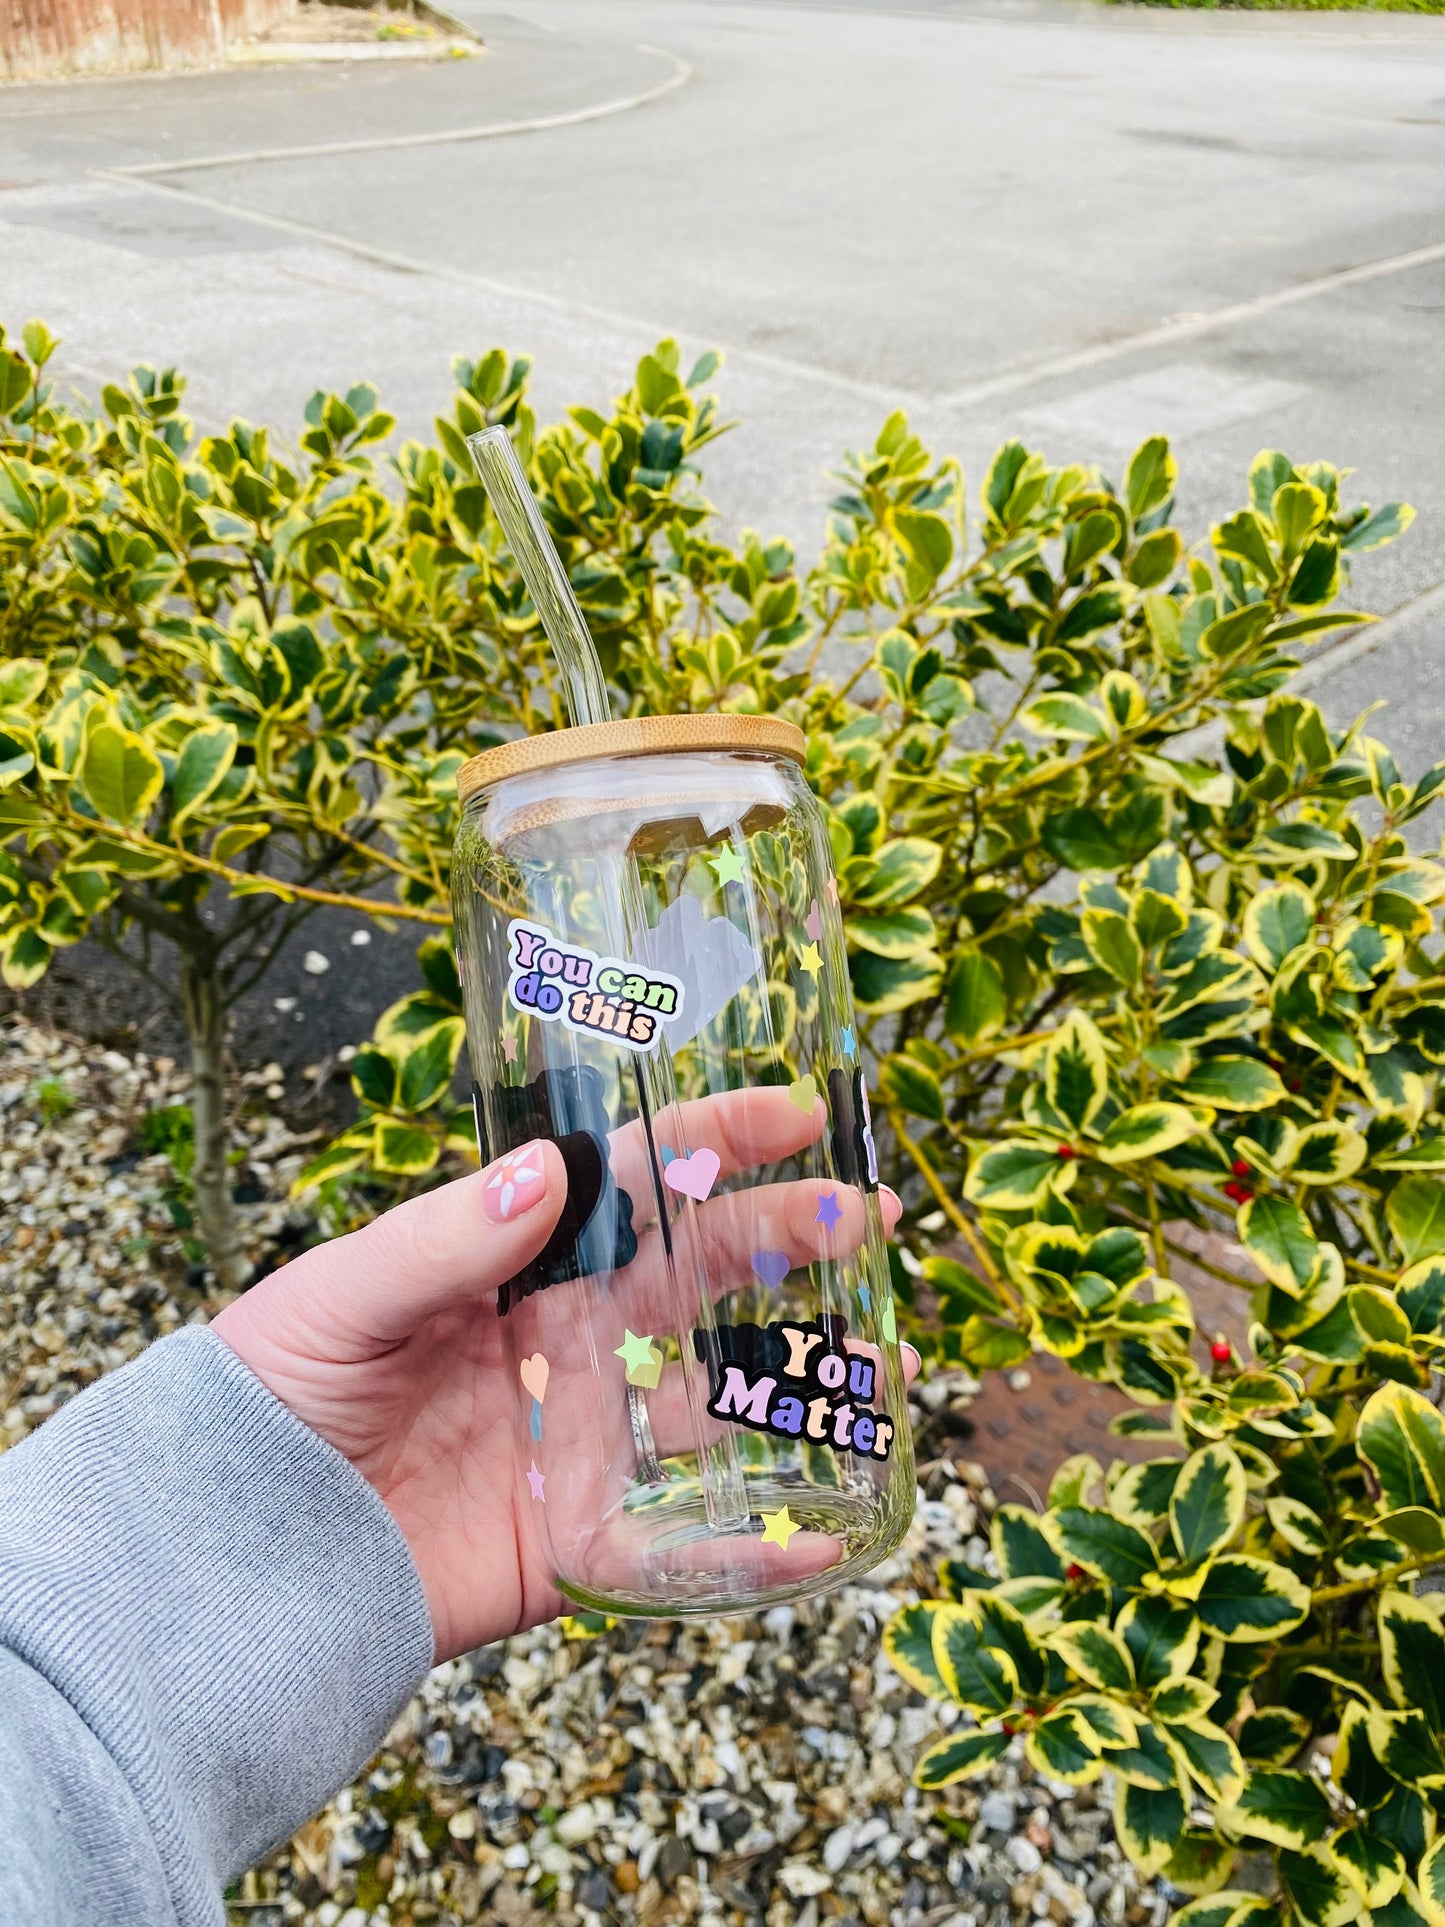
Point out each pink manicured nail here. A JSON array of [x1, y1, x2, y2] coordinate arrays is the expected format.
[[481, 1141, 549, 1223], [901, 1342, 922, 1379]]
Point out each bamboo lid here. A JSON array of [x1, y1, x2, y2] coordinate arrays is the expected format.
[[456, 714, 807, 803]]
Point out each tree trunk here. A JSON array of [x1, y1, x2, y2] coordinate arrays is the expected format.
[[179, 951, 251, 1293]]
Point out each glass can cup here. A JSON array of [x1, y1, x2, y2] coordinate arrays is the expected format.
[[452, 714, 915, 1617]]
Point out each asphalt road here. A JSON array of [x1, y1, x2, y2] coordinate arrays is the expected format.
[[2, 0, 1443, 1069]]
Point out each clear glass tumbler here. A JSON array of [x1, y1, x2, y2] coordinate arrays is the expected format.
[[452, 714, 914, 1616]]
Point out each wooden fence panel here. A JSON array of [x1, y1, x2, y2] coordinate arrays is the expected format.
[[1, 0, 295, 79]]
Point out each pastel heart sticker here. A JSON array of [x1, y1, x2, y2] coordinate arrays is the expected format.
[[805, 900, 823, 943], [788, 1073, 818, 1114], [662, 1146, 721, 1202], [751, 1250, 791, 1290], [519, 1353, 550, 1404]]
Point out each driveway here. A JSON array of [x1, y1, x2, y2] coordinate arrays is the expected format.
[[2, 0, 1443, 1067]]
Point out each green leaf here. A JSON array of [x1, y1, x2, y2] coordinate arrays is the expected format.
[[852, 836, 942, 907], [1126, 435, 1177, 522], [1265, 1497, 1328, 1556], [1255, 822, 1355, 864], [931, 1606, 1019, 1715], [1388, 1176, 1445, 1265], [1396, 1258, 1445, 1334], [1050, 1506, 1158, 1590], [1329, 1828, 1402, 1909], [1214, 509, 1279, 582], [1024, 693, 1107, 741], [1201, 604, 1273, 659], [954, 1314, 1032, 1370], [894, 508, 953, 579], [1170, 1444, 1247, 1563], [291, 1131, 374, 1195], [1094, 1102, 1200, 1166], [880, 1054, 945, 1123], [992, 1505, 1065, 1581], [913, 1728, 1011, 1789], [1181, 1057, 1286, 1112], [1225, 1769, 1333, 1850], [921, 1254, 1003, 1318], [1114, 1780, 1187, 1876], [850, 949, 943, 1015], [1042, 808, 1123, 873], [0, 656, 46, 706], [1239, 1707, 1311, 1766], [349, 1047, 397, 1111], [1046, 1011, 1110, 1133], [964, 1140, 1061, 1209], [1026, 1708, 1102, 1784], [1169, 1719, 1246, 1805], [1379, 1594, 1445, 1733], [883, 1601, 950, 1699], [1195, 1556, 1311, 1642], [1277, 1847, 1357, 1927], [1342, 502, 1415, 554], [1239, 1195, 1319, 1294], [848, 906, 937, 958], [1081, 909, 1142, 987], [1116, 1594, 1199, 1686], [1050, 1622, 1135, 1693], [1113, 1458, 1183, 1526], [1376, 1140, 1445, 1173], [1418, 1836, 1445, 1927], [373, 1120, 439, 1176], [1243, 881, 1314, 972], [944, 947, 1006, 1046], [1288, 1120, 1367, 1185], [79, 720, 164, 826], [396, 1020, 463, 1114], [169, 721, 238, 825]]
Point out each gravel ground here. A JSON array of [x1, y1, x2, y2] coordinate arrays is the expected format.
[[0, 1015, 1163, 1927]]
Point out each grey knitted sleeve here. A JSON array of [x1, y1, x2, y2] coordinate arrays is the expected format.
[[0, 1324, 436, 1927]]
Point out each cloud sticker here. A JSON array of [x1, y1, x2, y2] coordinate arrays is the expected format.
[[631, 895, 762, 1050]]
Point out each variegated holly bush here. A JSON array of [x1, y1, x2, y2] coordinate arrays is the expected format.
[[878, 834, 1445, 1916], [5, 317, 1442, 1925]]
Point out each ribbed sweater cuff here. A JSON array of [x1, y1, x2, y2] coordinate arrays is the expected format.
[[0, 1324, 434, 1925]]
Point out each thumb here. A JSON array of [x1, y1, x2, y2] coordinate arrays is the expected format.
[[228, 1139, 567, 1357]]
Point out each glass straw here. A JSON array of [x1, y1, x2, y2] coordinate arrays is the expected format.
[[467, 427, 750, 1541], [467, 426, 611, 730]]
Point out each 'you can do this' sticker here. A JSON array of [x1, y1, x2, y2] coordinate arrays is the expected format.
[[507, 920, 685, 1052]]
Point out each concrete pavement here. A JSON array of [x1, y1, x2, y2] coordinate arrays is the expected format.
[[1, 0, 1443, 1065]]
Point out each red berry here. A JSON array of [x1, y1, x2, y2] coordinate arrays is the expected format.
[[1211, 1340, 1232, 1364], [1066, 1563, 1084, 1581], [1223, 1180, 1253, 1204], [1056, 1143, 1076, 1160], [1231, 1159, 1251, 1178]]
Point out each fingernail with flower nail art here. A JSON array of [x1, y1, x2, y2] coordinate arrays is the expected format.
[[481, 1141, 549, 1223]]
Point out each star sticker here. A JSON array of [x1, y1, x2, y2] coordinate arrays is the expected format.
[[841, 1025, 857, 1061], [527, 1462, 546, 1503], [615, 1328, 663, 1388], [502, 1031, 519, 1064], [824, 875, 839, 906], [760, 1505, 800, 1551], [815, 1189, 843, 1231], [858, 1282, 872, 1314], [799, 941, 822, 978], [710, 844, 747, 887]]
